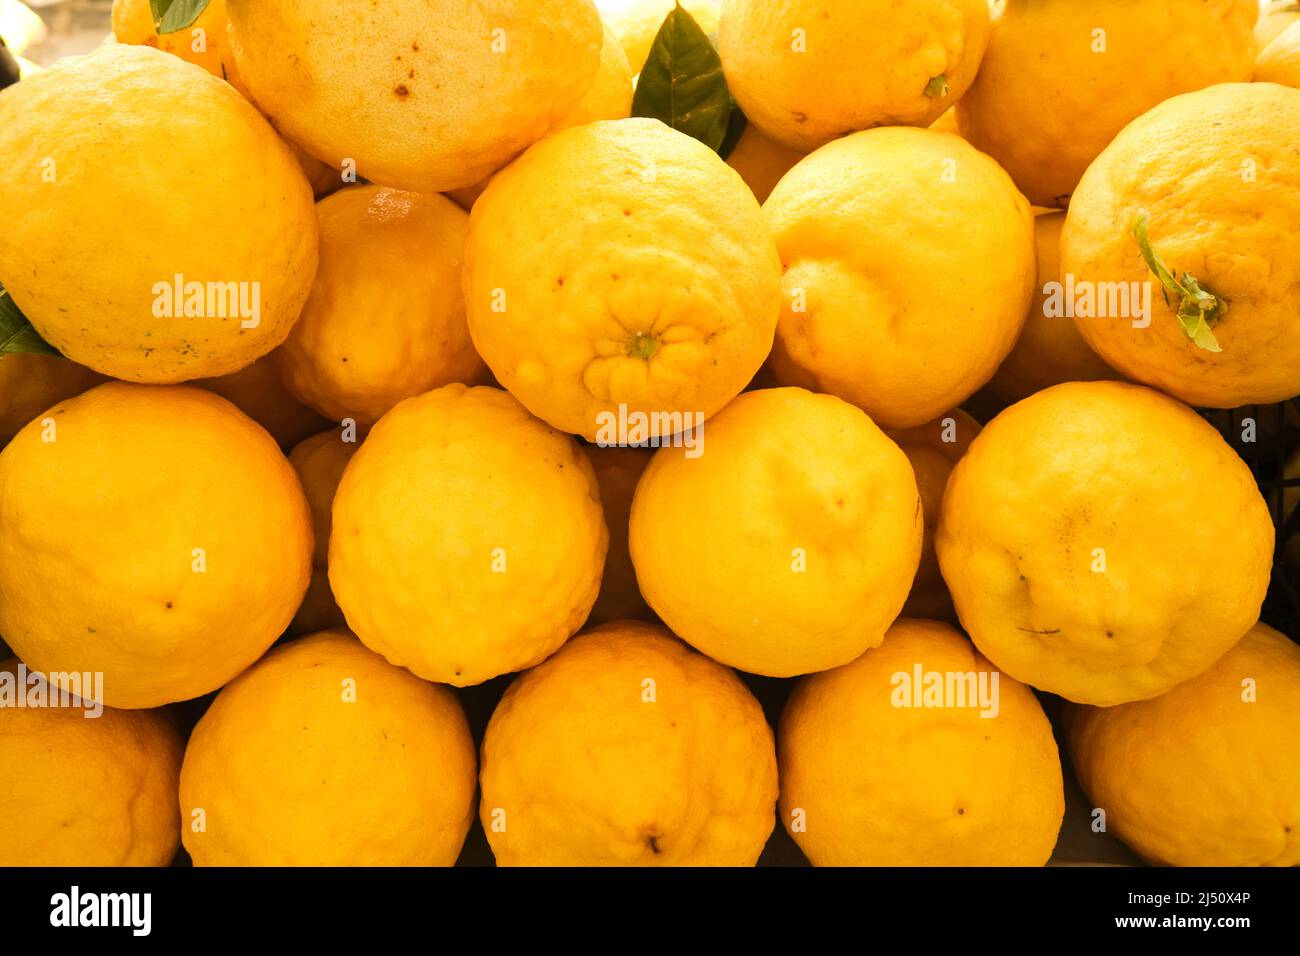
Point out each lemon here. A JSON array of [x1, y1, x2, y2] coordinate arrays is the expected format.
[[957, 0, 1258, 208], [1258, 0, 1300, 49], [330, 385, 607, 686], [277, 186, 487, 427], [181, 630, 477, 866], [937, 381, 1274, 706], [464, 118, 781, 441], [1064, 623, 1300, 866], [192, 352, 330, 449], [718, 0, 991, 152], [226, 0, 604, 192], [0, 383, 313, 709], [598, 0, 721, 74], [725, 122, 805, 204], [0, 353, 100, 445], [1257, 21, 1300, 85], [0, 45, 318, 383], [112, 0, 242, 89], [779, 619, 1064, 866], [585, 444, 654, 626], [284, 428, 356, 637], [0, 659, 183, 866], [765, 126, 1035, 429], [480, 620, 777, 865], [1062, 83, 1300, 408], [630, 388, 922, 677]]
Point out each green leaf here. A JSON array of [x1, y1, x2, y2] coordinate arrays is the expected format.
[[1132, 210, 1226, 353], [924, 74, 949, 99], [632, 3, 734, 154], [149, 0, 212, 35], [0, 285, 59, 356]]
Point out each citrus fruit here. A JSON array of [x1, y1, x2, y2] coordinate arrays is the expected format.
[[180, 630, 477, 866], [277, 185, 487, 427], [112, 0, 242, 88], [778, 619, 1064, 866], [718, 0, 990, 152], [1061, 83, 1300, 408], [1257, 21, 1300, 85], [1258, 0, 1300, 48], [1064, 622, 1300, 866], [724, 122, 805, 204], [957, 0, 1258, 207], [764, 127, 1035, 429], [463, 118, 781, 441], [0, 353, 100, 445], [329, 384, 607, 686], [630, 388, 922, 677], [193, 352, 330, 449], [479, 620, 777, 865], [0, 382, 313, 708], [225, 0, 604, 192], [0, 659, 183, 866], [598, 0, 721, 74], [937, 381, 1274, 706], [983, 211, 1117, 406], [285, 427, 357, 637], [584, 444, 654, 626], [0, 45, 317, 384], [885, 410, 980, 622]]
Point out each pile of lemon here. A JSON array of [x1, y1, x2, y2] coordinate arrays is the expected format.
[[1, 0, 1298, 868]]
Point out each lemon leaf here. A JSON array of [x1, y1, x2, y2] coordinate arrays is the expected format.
[[632, 2, 734, 154], [0, 285, 59, 356], [149, 0, 211, 35]]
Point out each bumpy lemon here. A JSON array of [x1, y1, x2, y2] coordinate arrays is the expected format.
[[112, 0, 242, 88], [0, 45, 317, 383], [447, 24, 634, 212], [0, 353, 100, 445], [937, 381, 1273, 706], [983, 212, 1117, 407], [957, 0, 1258, 208], [630, 388, 922, 677], [464, 118, 781, 441], [718, 0, 991, 152], [1257, 21, 1300, 85], [1064, 623, 1300, 866], [480, 620, 777, 865], [1062, 83, 1300, 408], [277, 186, 487, 427], [181, 630, 477, 866], [226, 0, 603, 192], [779, 619, 1064, 866], [765, 127, 1035, 429], [330, 385, 607, 686], [885, 410, 980, 622], [585, 444, 654, 626], [598, 0, 721, 74], [1258, 0, 1300, 48], [193, 352, 330, 449], [285, 429, 357, 637], [0, 659, 183, 866], [725, 122, 805, 204], [0, 383, 313, 708]]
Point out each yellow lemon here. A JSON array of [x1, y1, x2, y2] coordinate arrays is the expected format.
[[180, 630, 477, 866], [584, 444, 654, 626], [1258, 0, 1300, 49], [464, 118, 781, 442], [1061, 83, 1300, 408], [1257, 21, 1300, 85], [598, 0, 721, 74], [778, 619, 1064, 866], [1064, 623, 1300, 866], [225, 0, 604, 192], [0, 383, 313, 709], [277, 186, 487, 427], [718, 0, 991, 152], [957, 0, 1258, 208], [983, 211, 1117, 407], [937, 381, 1274, 706], [885, 410, 981, 622], [724, 122, 805, 204], [765, 127, 1035, 429], [0, 45, 317, 383], [111, 0, 242, 88], [630, 388, 922, 677], [480, 620, 777, 865], [330, 385, 607, 686], [285, 428, 357, 637], [192, 351, 330, 449], [0, 353, 100, 445], [446, 24, 634, 212], [0, 660, 183, 866]]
